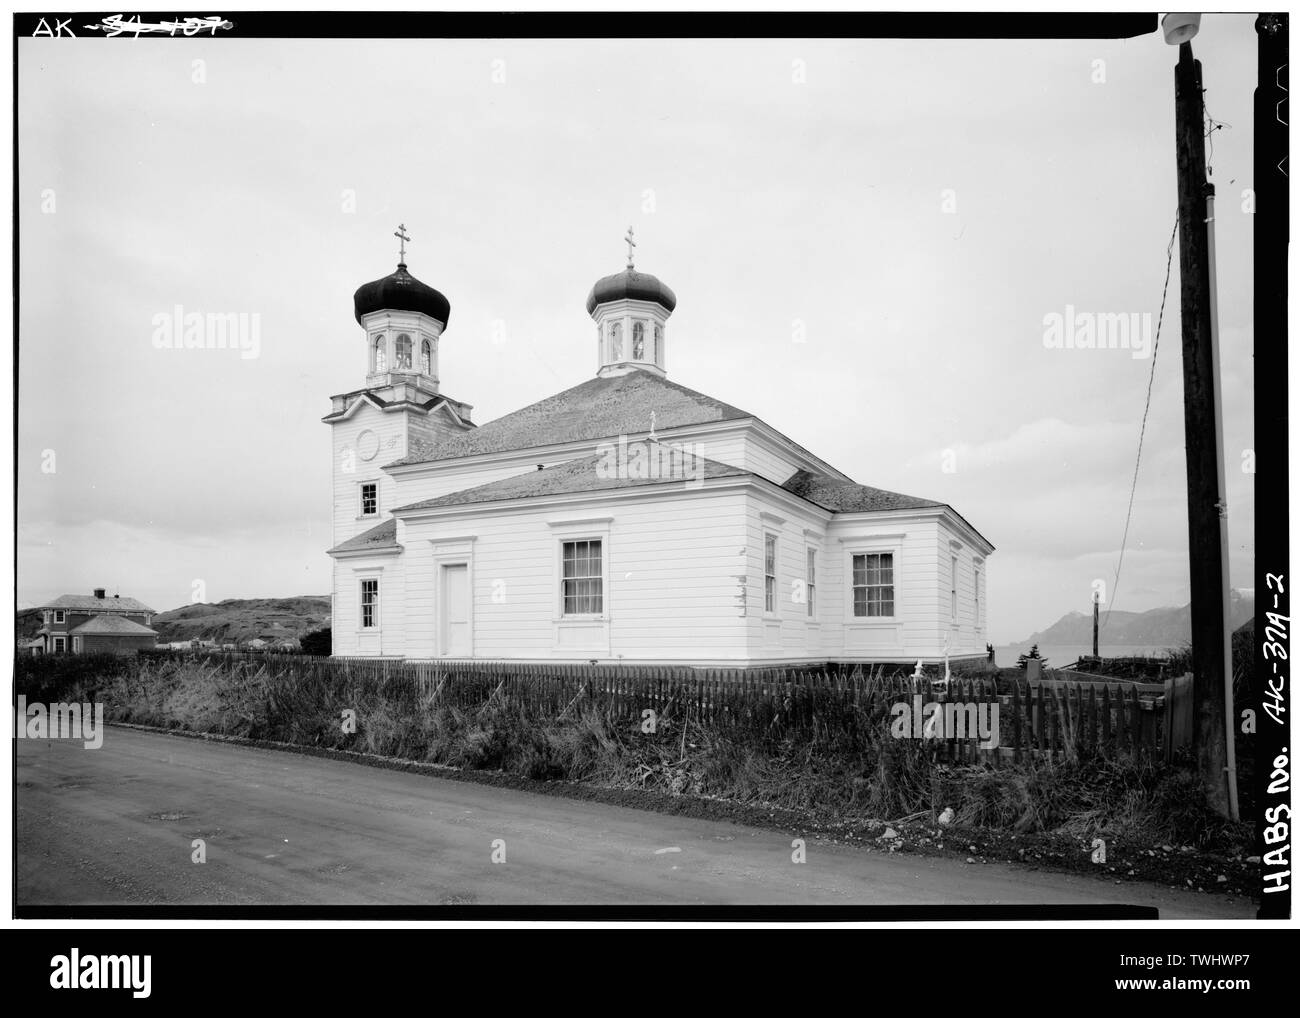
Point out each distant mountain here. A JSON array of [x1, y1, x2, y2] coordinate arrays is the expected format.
[[1014, 590, 1255, 649], [14, 596, 332, 648]]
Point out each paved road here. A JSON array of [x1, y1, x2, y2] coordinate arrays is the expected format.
[[16, 727, 1253, 915]]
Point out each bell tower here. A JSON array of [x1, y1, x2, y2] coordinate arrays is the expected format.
[[323, 226, 474, 548]]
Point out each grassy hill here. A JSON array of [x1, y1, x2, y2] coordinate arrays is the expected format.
[[152, 596, 330, 646]]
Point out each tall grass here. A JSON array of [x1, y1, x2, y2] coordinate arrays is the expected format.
[[15, 652, 1248, 849]]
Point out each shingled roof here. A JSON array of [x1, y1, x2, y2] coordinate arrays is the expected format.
[[395, 450, 748, 511], [70, 615, 158, 636], [40, 593, 154, 613], [781, 470, 944, 513], [327, 518, 400, 555], [389, 371, 750, 466]]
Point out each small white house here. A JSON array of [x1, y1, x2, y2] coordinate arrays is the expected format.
[[325, 243, 993, 667]]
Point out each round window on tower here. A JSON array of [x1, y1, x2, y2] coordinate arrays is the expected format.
[[372, 336, 386, 373], [421, 339, 432, 375], [395, 334, 413, 370]]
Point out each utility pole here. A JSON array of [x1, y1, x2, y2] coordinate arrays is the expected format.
[[1168, 15, 1236, 819], [1092, 591, 1099, 659]]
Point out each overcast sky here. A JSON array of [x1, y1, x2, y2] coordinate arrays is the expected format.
[[17, 16, 1259, 642]]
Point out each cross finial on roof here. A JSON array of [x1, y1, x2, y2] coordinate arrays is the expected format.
[[625, 225, 636, 270], [394, 223, 411, 264]]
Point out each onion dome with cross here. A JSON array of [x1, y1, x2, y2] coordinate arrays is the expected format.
[[353, 224, 449, 391], [587, 226, 675, 379]]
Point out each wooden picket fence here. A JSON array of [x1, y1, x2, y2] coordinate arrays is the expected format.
[[137, 650, 1190, 764]]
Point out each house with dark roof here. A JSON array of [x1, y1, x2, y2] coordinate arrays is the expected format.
[[34, 588, 158, 655], [325, 237, 993, 666]]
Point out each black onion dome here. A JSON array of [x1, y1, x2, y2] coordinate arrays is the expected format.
[[353, 263, 451, 326], [585, 268, 677, 315]]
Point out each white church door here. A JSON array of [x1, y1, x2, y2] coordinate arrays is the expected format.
[[440, 563, 471, 657]]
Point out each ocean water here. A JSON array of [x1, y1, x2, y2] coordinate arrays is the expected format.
[[992, 644, 1176, 668]]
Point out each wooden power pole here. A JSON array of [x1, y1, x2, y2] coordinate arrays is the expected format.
[[1172, 39, 1233, 817], [1092, 592, 1099, 658]]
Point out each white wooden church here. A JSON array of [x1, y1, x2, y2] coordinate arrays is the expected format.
[[325, 228, 993, 666]]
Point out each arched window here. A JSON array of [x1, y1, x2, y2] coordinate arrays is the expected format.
[[654, 323, 663, 365], [632, 321, 645, 360], [373, 336, 386, 372], [395, 334, 413, 370], [421, 339, 432, 375], [610, 321, 623, 360]]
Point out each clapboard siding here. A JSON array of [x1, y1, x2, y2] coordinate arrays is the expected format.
[[940, 519, 988, 655], [397, 490, 749, 661], [329, 402, 410, 545], [331, 552, 405, 658]]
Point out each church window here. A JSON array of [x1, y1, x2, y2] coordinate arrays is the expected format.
[[654, 323, 663, 365], [632, 320, 645, 359], [360, 578, 380, 629], [395, 334, 413, 370], [373, 337, 386, 372], [852, 553, 895, 618], [561, 539, 603, 615], [764, 534, 777, 613], [421, 339, 432, 375], [610, 321, 623, 360], [360, 482, 378, 517]]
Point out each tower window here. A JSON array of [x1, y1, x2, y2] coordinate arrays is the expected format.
[[654, 322, 663, 365], [610, 321, 623, 360], [372, 336, 386, 372], [632, 321, 645, 359], [395, 334, 413, 370], [360, 482, 378, 517], [421, 339, 432, 375]]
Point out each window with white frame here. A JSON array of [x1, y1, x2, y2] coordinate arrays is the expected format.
[[72, 637, 82, 653], [54, 610, 65, 624], [360, 578, 379, 629], [764, 534, 777, 613], [851, 553, 894, 617], [53, 636, 66, 652], [561, 540, 603, 615], [806, 547, 817, 616], [360, 482, 378, 517], [951, 555, 959, 622]]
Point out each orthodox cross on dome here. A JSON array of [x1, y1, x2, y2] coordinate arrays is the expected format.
[[394, 223, 411, 264], [625, 225, 636, 270]]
